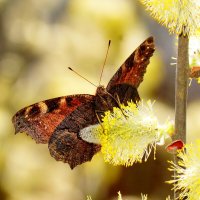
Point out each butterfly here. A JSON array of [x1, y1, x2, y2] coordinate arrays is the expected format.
[[12, 37, 155, 169]]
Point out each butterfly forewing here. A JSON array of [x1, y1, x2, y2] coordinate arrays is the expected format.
[[12, 94, 95, 143], [106, 37, 155, 92]]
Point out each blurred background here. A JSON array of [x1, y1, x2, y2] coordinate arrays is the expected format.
[[1, 0, 200, 199]]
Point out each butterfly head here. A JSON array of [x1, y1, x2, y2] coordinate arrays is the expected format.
[[96, 85, 107, 96], [95, 85, 119, 113]]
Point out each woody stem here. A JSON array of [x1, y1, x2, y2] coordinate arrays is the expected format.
[[173, 35, 189, 198]]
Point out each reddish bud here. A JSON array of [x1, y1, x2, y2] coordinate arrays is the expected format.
[[166, 140, 184, 154]]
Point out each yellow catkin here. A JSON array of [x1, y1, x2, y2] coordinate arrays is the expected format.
[[140, 0, 200, 36]]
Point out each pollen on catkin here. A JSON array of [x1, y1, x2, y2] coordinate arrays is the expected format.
[[168, 140, 200, 199], [80, 101, 173, 167], [140, 0, 200, 36]]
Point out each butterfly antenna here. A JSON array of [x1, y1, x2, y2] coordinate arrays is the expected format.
[[99, 40, 111, 85], [68, 67, 98, 88]]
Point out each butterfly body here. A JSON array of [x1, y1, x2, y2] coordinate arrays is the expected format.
[[12, 37, 155, 169]]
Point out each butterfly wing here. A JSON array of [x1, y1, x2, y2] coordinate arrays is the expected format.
[[48, 99, 101, 169], [12, 94, 96, 143], [106, 37, 155, 100], [13, 94, 101, 169]]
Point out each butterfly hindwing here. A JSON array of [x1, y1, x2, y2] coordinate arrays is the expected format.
[[48, 99, 101, 169]]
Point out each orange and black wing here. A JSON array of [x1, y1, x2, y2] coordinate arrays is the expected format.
[[12, 94, 101, 169], [12, 94, 96, 144], [106, 37, 155, 104]]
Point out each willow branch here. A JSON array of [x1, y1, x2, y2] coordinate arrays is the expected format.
[[174, 35, 189, 143], [173, 35, 189, 199]]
